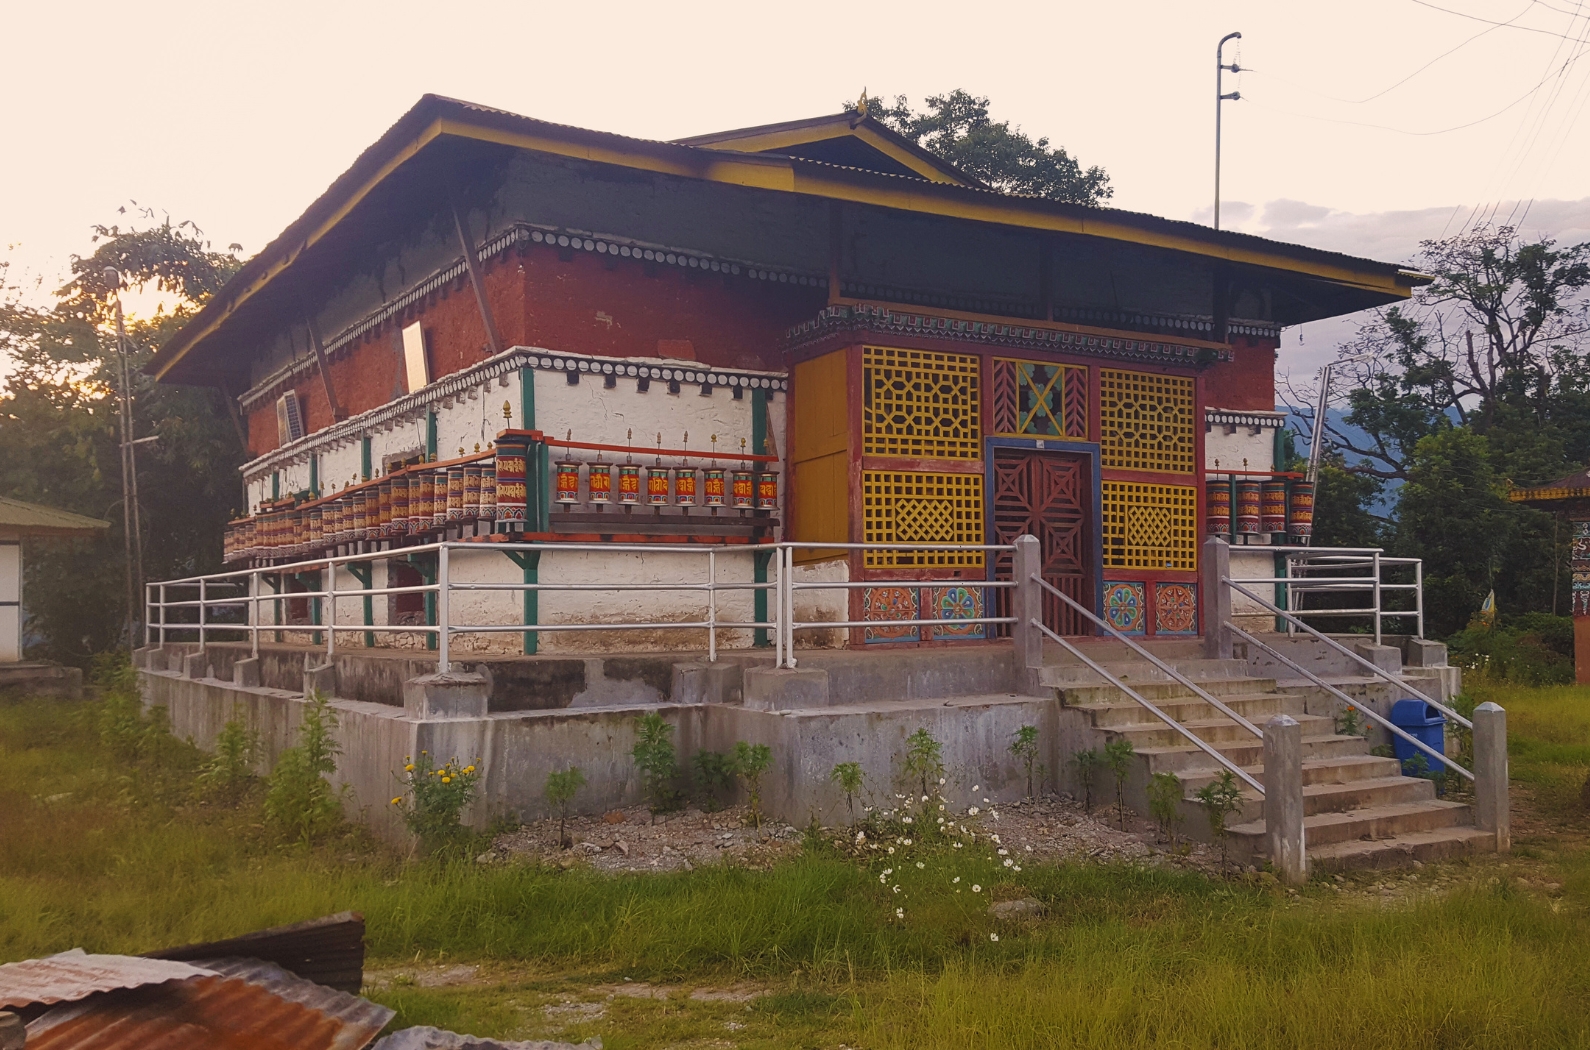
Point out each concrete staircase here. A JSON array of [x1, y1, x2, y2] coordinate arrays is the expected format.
[[1046, 640, 1495, 871]]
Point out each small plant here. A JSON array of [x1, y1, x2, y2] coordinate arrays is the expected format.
[[631, 712, 681, 816], [733, 741, 774, 828], [1104, 737, 1135, 829], [1073, 748, 1103, 812], [544, 766, 586, 848], [198, 714, 259, 804], [1334, 704, 1367, 737], [1010, 725, 1041, 798], [1369, 743, 1395, 758], [830, 761, 865, 823], [394, 752, 482, 854], [1147, 771, 1184, 845], [265, 692, 343, 843], [903, 728, 944, 798], [1194, 770, 1245, 874], [692, 750, 736, 812]]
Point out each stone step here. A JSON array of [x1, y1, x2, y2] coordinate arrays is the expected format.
[[1070, 691, 1303, 728], [1136, 732, 1371, 775], [1216, 776, 1438, 823], [1177, 753, 1404, 793], [1227, 799, 1471, 849], [1307, 827, 1498, 871], [1041, 658, 1252, 686], [1107, 712, 1334, 749], [1056, 675, 1280, 704]]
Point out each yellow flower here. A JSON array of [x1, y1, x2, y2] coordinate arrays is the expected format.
[[404, 764, 415, 772], [464, 766, 475, 774], [442, 776, 452, 784], [391, 797, 402, 805]]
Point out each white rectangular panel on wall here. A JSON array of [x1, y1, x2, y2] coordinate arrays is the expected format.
[[0, 543, 20, 662], [402, 323, 430, 393]]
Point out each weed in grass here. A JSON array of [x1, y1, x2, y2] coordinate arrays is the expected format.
[[631, 712, 682, 816], [1194, 769, 1245, 874], [1104, 737, 1134, 830], [197, 713, 260, 805], [1072, 747, 1102, 812], [395, 753, 483, 856], [264, 692, 344, 844], [903, 728, 943, 799], [732, 741, 773, 829], [830, 762, 864, 824], [1146, 772, 1183, 845], [1010, 725, 1040, 798]]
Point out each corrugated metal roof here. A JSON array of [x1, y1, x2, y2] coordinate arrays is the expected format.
[[0, 497, 110, 537], [146, 911, 367, 994], [24, 973, 387, 1050], [0, 951, 214, 1009], [196, 957, 392, 1034]]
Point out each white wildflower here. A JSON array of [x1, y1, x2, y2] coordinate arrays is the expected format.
[[968, 806, 980, 816], [1003, 859, 1014, 868], [1013, 865, 1022, 872], [916, 861, 925, 869], [998, 848, 1009, 856], [893, 885, 901, 893], [972, 884, 982, 893], [938, 777, 946, 786], [1025, 845, 1033, 852], [855, 831, 867, 843], [884, 867, 893, 875], [922, 794, 929, 803], [903, 838, 913, 845], [896, 907, 904, 919], [954, 842, 963, 849], [973, 785, 980, 792], [953, 876, 961, 884], [887, 846, 895, 854], [990, 932, 1000, 942]]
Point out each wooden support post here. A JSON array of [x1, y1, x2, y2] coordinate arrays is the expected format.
[[217, 380, 249, 451], [305, 317, 346, 422], [828, 201, 843, 305], [1039, 236, 1054, 322], [451, 195, 505, 357]]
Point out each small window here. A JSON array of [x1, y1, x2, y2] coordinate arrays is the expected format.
[[276, 391, 305, 444]]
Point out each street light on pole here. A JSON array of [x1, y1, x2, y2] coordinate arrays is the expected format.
[[104, 268, 145, 648], [1215, 31, 1242, 231]]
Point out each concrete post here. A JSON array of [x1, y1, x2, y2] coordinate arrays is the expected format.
[[1263, 714, 1307, 885], [1011, 534, 1045, 693], [1473, 701, 1510, 852], [1202, 536, 1232, 659]]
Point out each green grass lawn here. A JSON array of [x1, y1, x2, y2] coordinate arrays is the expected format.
[[3, 680, 1589, 1049]]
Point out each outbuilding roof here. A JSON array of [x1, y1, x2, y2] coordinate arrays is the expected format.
[[0, 496, 111, 537]]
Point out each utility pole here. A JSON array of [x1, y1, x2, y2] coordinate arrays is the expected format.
[[1215, 31, 1242, 230], [105, 268, 145, 648]]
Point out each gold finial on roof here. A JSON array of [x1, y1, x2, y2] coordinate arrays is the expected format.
[[856, 88, 869, 116]]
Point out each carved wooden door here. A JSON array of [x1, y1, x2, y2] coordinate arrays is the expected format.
[[991, 448, 1093, 636]]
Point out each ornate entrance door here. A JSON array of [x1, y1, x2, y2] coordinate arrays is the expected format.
[[991, 448, 1094, 636]]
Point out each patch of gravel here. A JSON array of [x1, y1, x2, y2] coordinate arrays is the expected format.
[[493, 805, 803, 873]]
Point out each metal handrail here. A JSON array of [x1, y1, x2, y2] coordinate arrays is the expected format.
[[1225, 621, 1473, 782], [1029, 618, 1264, 794], [1031, 575, 1262, 739], [1223, 577, 1472, 730]]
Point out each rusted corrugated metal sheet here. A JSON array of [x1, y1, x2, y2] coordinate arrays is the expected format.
[[146, 912, 367, 993], [0, 951, 214, 1009], [24, 972, 391, 1050], [197, 957, 393, 1034]]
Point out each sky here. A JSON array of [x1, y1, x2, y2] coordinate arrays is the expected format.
[[5, 0, 1590, 392]]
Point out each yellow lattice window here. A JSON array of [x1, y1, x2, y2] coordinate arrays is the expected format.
[[1099, 369, 1195, 474], [863, 346, 981, 460], [1102, 481, 1198, 571], [862, 471, 985, 568]]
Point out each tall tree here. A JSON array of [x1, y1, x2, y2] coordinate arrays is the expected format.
[[0, 212, 244, 663], [848, 90, 1112, 206]]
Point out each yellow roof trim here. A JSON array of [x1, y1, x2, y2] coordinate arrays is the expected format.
[[693, 122, 973, 186]]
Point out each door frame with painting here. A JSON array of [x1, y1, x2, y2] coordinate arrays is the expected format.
[[985, 438, 1103, 637]]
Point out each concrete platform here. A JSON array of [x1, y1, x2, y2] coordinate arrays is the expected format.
[[0, 661, 84, 698]]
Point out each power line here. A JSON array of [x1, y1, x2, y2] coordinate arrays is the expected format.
[[1410, 0, 1590, 39]]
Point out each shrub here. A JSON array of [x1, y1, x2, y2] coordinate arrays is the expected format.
[[1072, 748, 1103, 812], [264, 692, 343, 843], [1193, 770, 1245, 874], [733, 741, 773, 828], [1147, 771, 1184, 845], [692, 750, 736, 812], [830, 762, 864, 823], [1104, 737, 1135, 829], [631, 712, 681, 816], [1010, 725, 1041, 797], [1447, 613, 1574, 685], [543, 766, 585, 848], [197, 714, 259, 804], [393, 751, 482, 855], [903, 728, 944, 798]]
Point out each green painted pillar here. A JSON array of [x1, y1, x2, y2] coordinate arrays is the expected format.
[[309, 455, 319, 498], [271, 472, 280, 500], [505, 550, 540, 654], [360, 438, 372, 481], [753, 549, 773, 648], [426, 411, 438, 462], [408, 552, 438, 651], [348, 562, 374, 648]]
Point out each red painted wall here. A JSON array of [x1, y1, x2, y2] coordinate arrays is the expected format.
[[248, 245, 825, 456], [1202, 334, 1279, 411]]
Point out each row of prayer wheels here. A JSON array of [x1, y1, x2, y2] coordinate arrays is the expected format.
[[1206, 477, 1313, 542], [225, 460, 504, 563], [553, 460, 778, 510]]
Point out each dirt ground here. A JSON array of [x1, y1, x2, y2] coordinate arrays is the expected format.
[[490, 794, 1225, 875]]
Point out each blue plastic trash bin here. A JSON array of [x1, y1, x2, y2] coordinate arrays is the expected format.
[[1389, 699, 1446, 772]]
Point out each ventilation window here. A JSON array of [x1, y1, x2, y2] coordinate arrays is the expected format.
[[275, 391, 305, 445]]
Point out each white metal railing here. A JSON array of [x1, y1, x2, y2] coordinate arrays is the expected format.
[[146, 540, 1015, 674], [1229, 545, 1422, 644]]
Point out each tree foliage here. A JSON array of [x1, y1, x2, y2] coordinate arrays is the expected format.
[[848, 90, 1112, 206], [0, 210, 244, 662]]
